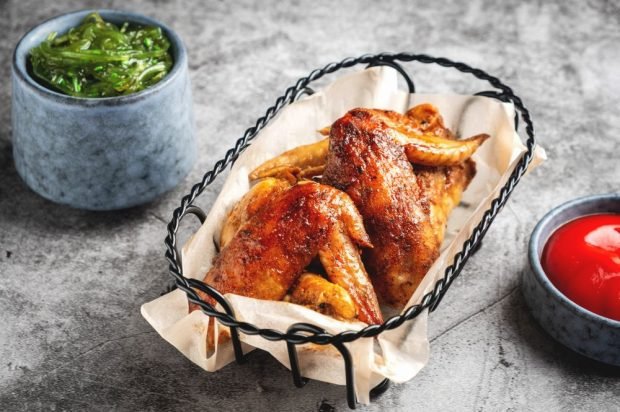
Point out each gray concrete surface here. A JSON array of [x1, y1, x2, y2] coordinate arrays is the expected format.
[[1, 0, 619, 410]]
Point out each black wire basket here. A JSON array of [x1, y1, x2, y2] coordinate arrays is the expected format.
[[162, 53, 537, 409]]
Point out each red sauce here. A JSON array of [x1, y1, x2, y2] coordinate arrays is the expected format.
[[541, 213, 620, 321]]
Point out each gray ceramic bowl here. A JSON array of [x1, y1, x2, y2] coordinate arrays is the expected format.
[[12, 9, 196, 210], [523, 194, 620, 366]]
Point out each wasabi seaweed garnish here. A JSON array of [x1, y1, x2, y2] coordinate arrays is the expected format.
[[29, 12, 173, 97]]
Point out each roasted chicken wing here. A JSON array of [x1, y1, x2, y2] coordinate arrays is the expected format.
[[218, 177, 365, 322], [191, 181, 383, 325], [322, 107, 480, 307]]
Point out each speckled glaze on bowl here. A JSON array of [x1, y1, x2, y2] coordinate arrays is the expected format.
[[11, 9, 196, 210], [523, 194, 620, 366]]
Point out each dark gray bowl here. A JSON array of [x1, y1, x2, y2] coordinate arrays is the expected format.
[[523, 194, 620, 365], [11, 9, 196, 210]]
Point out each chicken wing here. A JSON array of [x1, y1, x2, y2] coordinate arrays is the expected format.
[[219, 177, 369, 322], [322, 107, 479, 307], [190, 181, 383, 325]]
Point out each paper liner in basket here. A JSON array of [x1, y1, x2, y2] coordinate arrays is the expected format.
[[141, 66, 545, 404]]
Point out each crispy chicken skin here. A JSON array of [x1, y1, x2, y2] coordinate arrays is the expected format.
[[190, 181, 383, 325], [219, 177, 291, 248], [322, 107, 477, 307]]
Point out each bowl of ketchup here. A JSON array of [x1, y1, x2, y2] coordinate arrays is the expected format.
[[524, 194, 620, 366]]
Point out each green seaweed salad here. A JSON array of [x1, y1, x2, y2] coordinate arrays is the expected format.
[[29, 12, 173, 98]]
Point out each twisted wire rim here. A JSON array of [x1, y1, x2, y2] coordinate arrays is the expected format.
[[163, 52, 536, 346]]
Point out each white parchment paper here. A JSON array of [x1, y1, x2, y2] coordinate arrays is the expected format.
[[141, 66, 545, 404]]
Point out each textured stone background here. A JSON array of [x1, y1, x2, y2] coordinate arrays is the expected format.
[[1, 0, 619, 410]]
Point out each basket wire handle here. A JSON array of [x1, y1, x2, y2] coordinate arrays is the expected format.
[[475, 90, 520, 129], [293, 86, 316, 101], [185, 278, 245, 364], [367, 59, 416, 93], [169, 205, 246, 364]]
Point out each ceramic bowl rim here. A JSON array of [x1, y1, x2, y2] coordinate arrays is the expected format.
[[528, 193, 620, 328], [12, 8, 187, 106]]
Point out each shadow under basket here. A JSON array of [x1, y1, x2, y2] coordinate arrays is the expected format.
[[162, 53, 537, 409]]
